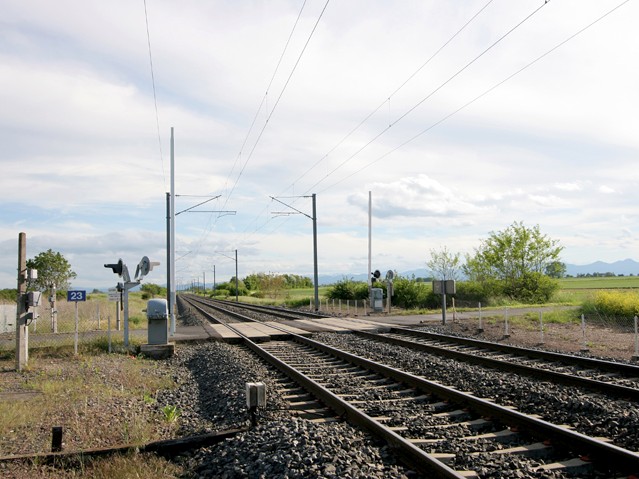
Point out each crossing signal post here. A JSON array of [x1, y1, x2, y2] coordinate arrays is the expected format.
[[104, 256, 159, 348]]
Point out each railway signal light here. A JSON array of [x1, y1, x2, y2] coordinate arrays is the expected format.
[[104, 259, 124, 276]]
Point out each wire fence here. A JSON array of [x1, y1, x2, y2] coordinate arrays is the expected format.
[[443, 301, 639, 360], [0, 299, 148, 352]]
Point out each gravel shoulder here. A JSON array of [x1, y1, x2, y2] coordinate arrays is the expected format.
[[1, 311, 637, 478]]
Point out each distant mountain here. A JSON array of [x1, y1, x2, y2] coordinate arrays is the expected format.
[[565, 259, 639, 277]]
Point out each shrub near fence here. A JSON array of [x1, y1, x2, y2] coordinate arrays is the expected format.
[[584, 290, 639, 322]]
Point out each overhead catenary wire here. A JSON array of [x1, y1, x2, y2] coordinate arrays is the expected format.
[[279, 0, 496, 194], [182, 0, 330, 274], [220, 0, 331, 212], [318, 0, 633, 194], [220, 0, 309, 202], [301, 0, 550, 197], [228, 0, 497, 251], [142, 0, 166, 192]]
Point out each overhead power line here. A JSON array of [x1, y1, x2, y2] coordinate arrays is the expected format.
[[220, 0, 331, 212], [280, 0, 496, 194], [229, 0, 497, 250], [301, 0, 550, 196], [143, 0, 166, 192], [186, 1, 330, 266], [221, 0, 309, 202], [318, 0, 634, 193]]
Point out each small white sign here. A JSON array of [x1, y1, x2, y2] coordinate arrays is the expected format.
[[108, 288, 120, 302]]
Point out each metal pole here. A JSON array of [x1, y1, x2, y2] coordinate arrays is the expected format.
[[581, 313, 588, 351], [367, 191, 372, 310], [539, 310, 544, 345], [123, 287, 130, 348], [633, 315, 638, 360], [312, 193, 319, 312], [166, 191, 172, 331], [74, 301, 79, 355], [16, 232, 28, 370], [213, 265, 216, 293], [478, 302, 483, 332], [170, 127, 176, 335], [504, 309, 510, 337], [235, 249, 239, 302], [203, 271, 206, 294]]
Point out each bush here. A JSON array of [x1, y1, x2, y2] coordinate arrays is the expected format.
[[503, 272, 559, 303], [391, 276, 436, 309], [327, 278, 368, 301], [583, 290, 639, 319]]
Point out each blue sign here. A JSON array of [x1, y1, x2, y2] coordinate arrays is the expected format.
[[67, 290, 86, 302]]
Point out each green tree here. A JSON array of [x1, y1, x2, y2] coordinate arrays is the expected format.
[[26, 249, 76, 291], [545, 261, 567, 279], [426, 246, 462, 280], [463, 221, 563, 302]]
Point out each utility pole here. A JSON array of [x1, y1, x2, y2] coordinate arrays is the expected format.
[[235, 249, 239, 302], [16, 232, 28, 371], [270, 194, 319, 311]]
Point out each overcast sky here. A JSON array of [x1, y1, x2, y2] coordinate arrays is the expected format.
[[1, 0, 637, 290]]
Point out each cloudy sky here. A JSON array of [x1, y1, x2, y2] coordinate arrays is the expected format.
[[1, 0, 637, 290]]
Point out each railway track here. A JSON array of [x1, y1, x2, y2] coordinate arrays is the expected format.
[[354, 328, 639, 401], [177, 296, 639, 476], [181, 294, 327, 324], [248, 335, 639, 478]]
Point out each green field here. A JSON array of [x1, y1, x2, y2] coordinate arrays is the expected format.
[[558, 276, 639, 290]]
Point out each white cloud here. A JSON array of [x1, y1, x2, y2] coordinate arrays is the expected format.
[[1, 0, 638, 288]]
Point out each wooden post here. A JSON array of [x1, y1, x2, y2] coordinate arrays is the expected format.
[[16, 233, 28, 371], [51, 426, 63, 452]]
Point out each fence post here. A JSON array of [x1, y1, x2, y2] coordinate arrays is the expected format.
[[580, 314, 589, 352], [478, 302, 483, 332], [504, 309, 510, 338], [633, 315, 639, 361], [97, 303, 101, 330], [539, 310, 544, 345]]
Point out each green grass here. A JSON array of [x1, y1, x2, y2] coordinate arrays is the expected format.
[[558, 276, 639, 289]]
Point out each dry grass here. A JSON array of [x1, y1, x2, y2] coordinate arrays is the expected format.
[[0, 350, 177, 458]]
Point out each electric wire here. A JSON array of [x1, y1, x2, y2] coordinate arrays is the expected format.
[[301, 0, 550, 196], [318, 0, 633, 194], [220, 0, 309, 201], [280, 0, 496, 194], [231, 0, 544, 255], [220, 0, 331, 212], [228, 0, 496, 251], [183, 0, 328, 272], [230, 0, 630, 270], [143, 0, 166, 191]]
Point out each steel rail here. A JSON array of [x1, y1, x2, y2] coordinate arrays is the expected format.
[[185, 295, 257, 323], [287, 334, 639, 473], [397, 327, 639, 377], [355, 330, 639, 401], [181, 296, 465, 477], [244, 338, 466, 479], [180, 296, 639, 474], [212, 297, 329, 320]]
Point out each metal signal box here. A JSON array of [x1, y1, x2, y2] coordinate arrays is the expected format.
[[371, 288, 384, 312], [146, 299, 168, 344], [246, 382, 267, 408]]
